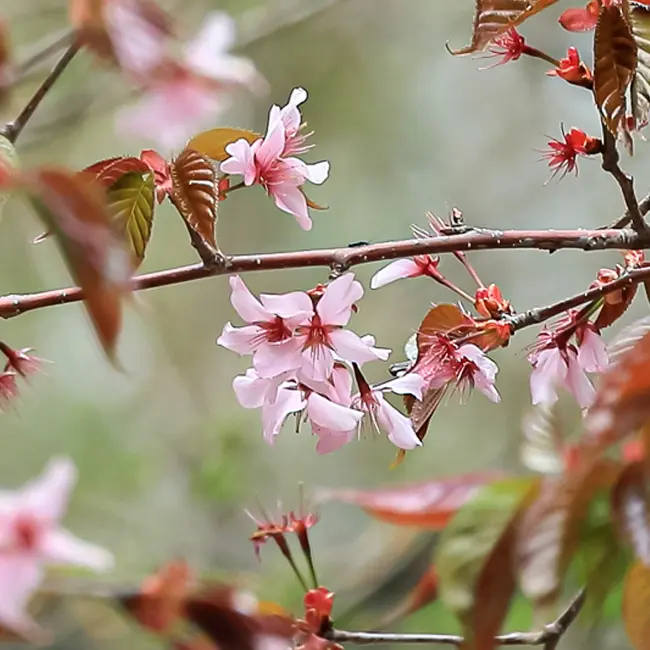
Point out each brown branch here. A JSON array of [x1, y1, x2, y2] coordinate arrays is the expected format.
[[0, 227, 649, 319], [327, 590, 585, 647], [600, 127, 647, 232], [12, 29, 75, 82], [1, 39, 80, 144]]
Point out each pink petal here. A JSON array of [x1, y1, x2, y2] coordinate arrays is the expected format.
[[530, 347, 566, 406], [317, 273, 363, 326], [259, 291, 313, 319], [261, 386, 305, 443], [270, 184, 312, 230], [280, 87, 308, 134], [565, 351, 596, 408], [20, 457, 76, 523], [257, 119, 286, 169], [41, 528, 113, 572], [229, 276, 271, 323], [221, 140, 258, 186], [313, 427, 355, 454], [306, 393, 363, 432], [382, 373, 424, 400], [458, 344, 498, 382], [329, 328, 391, 365], [253, 338, 303, 378], [0, 556, 44, 642], [370, 259, 423, 289], [300, 345, 335, 383], [375, 395, 421, 450], [217, 323, 262, 355], [328, 364, 354, 405], [233, 369, 270, 408], [577, 328, 608, 374]]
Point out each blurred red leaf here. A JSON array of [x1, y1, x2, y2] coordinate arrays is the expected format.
[[169, 148, 218, 252], [623, 561, 650, 650], [81, 156, 151, 188], [378, 565, 439, 627], [25, 167, 132, 360], [594, 282, 637, 329], [450, 0, 559, 55], [320, 472, 501, 530], [516, 459, 620, 609], [140, 149, 172, 203], [594, 4, 638, 135], [0, 18, 12, 108], [611, 461, 650, 564]]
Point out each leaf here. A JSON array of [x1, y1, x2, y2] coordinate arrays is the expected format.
[[450, 0, 559, 55], [0, 134, 18, 219], [630, 4, 650, 128], [594, 4, 638, 135], [169, 148, 218, 251], [623, 561, 650, 650], [378, 565, 439, 627], [416, 304, 473, 353], [25, 167, 132, 361], [611, 461, 650, 564], [608, 315, 650, 362], [186, 127, 262, 163], [81, 156, 151, 188], [437, 478, 538, 650], [516, 460, 620, 611], [520, 403, 566, 475], [594, 282, 638, 329], [585, 324, 650, 453], [319, 472, 501, 529], [107, 172, 155, 265]]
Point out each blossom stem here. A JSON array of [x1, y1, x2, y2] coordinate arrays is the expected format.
[[524, 48, 560, 68], [1, 39, 80, 144]]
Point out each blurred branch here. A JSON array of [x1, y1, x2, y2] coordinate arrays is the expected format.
[[1, 226, 650, 322], [1, 40, 80, 143], [12, 29, 75, 82], [328, 590, 585, 648]]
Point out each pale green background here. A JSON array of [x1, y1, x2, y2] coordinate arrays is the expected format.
[[0, 0, 645, 647]]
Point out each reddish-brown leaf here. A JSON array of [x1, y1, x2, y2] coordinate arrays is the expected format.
[[320, 472, 501, 530], [81, 156, 151, 188], [594, 282, 638, 329], [611, 460, 650, 564], [120, 559, 192, 633], [25, 168, 132, 360], [0, 18, 11, 108], [378, 565, 439, 627], [585, 323, 650, 454], [623, 561, 650, 650], [594, 4, 638, 134], [516, 459, 620, 609], [416, 304, 474, 353], [450, 0, 559, 55], [169, 148, 218, 251]]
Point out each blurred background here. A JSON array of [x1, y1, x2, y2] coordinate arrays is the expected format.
[[0, 0, 646, 647]]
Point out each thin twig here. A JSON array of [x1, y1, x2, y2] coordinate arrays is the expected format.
[[12, 29, 75, 81], [603, 191, 650, 229], [1, 40, 80, 144], [327, 590, 586, 647], [0, 227, 649, 319], [599, 127, 647, 232]]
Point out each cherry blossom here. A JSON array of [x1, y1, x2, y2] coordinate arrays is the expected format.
[[369, 256, 441, 289], [540, 127, 602, 180], [0, 371, 18, 410], [575, 323, 608, 374], [0, 458, 113, 639], [221, 88, 329, 230], [119, 12, 264, 152], [546, 47, 592, 87], [479, 28, 528, 69], [269, 87, 313, 156]]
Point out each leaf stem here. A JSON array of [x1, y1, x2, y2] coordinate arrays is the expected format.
[[1, 39, 80, 144]]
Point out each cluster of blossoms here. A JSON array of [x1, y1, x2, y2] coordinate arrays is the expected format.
[[217, 273, 424, 453], [0, 458, 112, 640], [0, 344, 43, 410], [220, 88, 330, 230]]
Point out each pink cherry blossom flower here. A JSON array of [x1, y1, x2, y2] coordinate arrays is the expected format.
[[118, 12, 265, 152], [0, 344, 46, 380], [220, 88, 329, 230], [217, 275, 311, 375], [369, 256, 441, 289], [575, 323, 608, 373], [0, 458, 113, 640], [0, 371, 18, 411], [268, 87, 313, 156]]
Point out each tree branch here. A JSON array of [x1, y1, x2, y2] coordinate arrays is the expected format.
[[1, 227, 649, 319], [327, 590, 586, 647], [1, 39, 80, 144]]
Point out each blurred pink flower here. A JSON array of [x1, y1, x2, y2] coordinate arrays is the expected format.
[[0, 458, 113, 640], [221, 88, 329, 229], [575, 323, 608, 373], [118, 12, 265, 152], [0, 372, 18, 410], [217, 276, 311, 376], [0, 346, 45, 380]]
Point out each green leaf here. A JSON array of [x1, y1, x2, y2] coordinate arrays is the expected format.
[[107, 172, 155, 266], [0, 134, 18, 219], [436, 477, 538, 650], [186, 127, 262, 162]]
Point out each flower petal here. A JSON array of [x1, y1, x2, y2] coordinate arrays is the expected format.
[[221, 139, 258, 186], [228, 276, 271, 323], [41, 528, 114, 572], [306, 393, 363, 431], [370, 259, 424, 289], [317, 273, 363, 326], [259, 291, 313, 319], [565, 351, 596, 408], [217, 323, 262, 355], [299, 345, 335, 383], [233, 369, 270, 408], [375, 395, 421, 450], [253, 338, 303, 378], [261, 387, 305, 443], [313, 426, 354, 454], [530, 348, 566, 406], [0, 556, 44, 642], [19, 457, 76, 523], [270, 184, 312, 230], [304, 161, 329, 185], [381, 373, 424, 400], [329, 329, 390, 365], [577, 328, 608, 374]]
